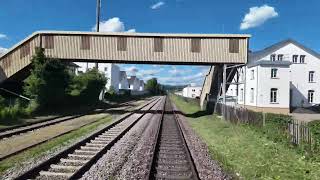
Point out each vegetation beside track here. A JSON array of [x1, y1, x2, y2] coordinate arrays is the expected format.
[[0, 115, 113, 177], [170, 94, 320, 179]]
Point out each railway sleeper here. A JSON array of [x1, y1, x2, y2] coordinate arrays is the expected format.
[[157, 159, 189, 165], [74, 149, 98, 155], [156, 164, 190, 172]]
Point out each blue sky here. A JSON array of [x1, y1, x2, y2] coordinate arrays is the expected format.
[[0, 0, 319, 85]]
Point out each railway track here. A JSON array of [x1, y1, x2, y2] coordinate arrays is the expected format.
[[149, 97, 199, 180], [15, 96, 163, 180], [0, 99, 144, 140]]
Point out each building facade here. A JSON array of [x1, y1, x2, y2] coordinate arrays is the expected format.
[[119, 71, 129, 90], [227, 39, 320, 114], [128, 76, 140, 91], [182, 86, 202, 99]]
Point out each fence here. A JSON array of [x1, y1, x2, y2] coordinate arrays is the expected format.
[[215, 103, 313, 148]]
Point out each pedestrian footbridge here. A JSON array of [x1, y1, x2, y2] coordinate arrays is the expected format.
[[0, 31, 250, 109]]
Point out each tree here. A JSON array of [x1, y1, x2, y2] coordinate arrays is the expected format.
[[145, 78, 161, 95], [70, 68, 107, 104], [24, 47, 72, 109]]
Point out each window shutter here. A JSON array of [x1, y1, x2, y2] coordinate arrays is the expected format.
[[81, 36, 91, 50], [229, 39, 239, 53], [44, 36, 54, 49], [154, 38, 163, 52], [117, 37, 127, 51], [191, 39, 201, 53]]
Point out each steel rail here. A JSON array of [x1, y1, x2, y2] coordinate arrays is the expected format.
[[15, 97, 161, 180]]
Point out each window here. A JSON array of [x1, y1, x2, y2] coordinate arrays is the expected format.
[[81, 36, 91, 50], [309, 71, 315, 82], [154, 38, 163, 52], [20, 43, 30, 58], [250, 88, 254, 103], [104, 67, 108, 72], [117, 37, 127, 51], [192, 89, 196, 92], [191, 39, 201, 53], [229, 39, 239, 53], [250, 69, 254, 80], [300, 55, 306, 63], [270, 54, 276, 61], [277, 54, 283, 61], [44, 36, 54, 49], [270, 88, 278, 103], [308, 90, 314, 103], [230, 89, 233, 95], [292, 55, 298, 63], [240, 88, 244, 101], [271, 68, 278, 78]]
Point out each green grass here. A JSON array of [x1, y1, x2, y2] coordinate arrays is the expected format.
[[170, 94, 320, 179], [0, 115, 113, 177]]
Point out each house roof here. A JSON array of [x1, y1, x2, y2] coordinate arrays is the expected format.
[[247, 60, 292, 68], [250, 39, 320, 62], [127, 76, 136, 84]]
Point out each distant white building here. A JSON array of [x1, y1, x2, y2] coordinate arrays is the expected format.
[[128, 76, 140, 91], [119, 71, 129, 90], [182, 85, 202, 98], [227, 39, 320, 114], [139, 80, 145, 91]]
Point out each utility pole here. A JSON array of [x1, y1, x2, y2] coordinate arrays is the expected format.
[[95, 0, 101, 69]]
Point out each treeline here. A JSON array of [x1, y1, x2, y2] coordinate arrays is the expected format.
[[24, 47, 107, 110], [0, 48, 107, 122]]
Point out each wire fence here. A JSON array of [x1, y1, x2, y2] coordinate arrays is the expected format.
[[215, 103, 313, 148]]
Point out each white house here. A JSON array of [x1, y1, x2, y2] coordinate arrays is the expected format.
[[182, 85, 202, 98], [227, 39, 320, 114], [139, 80, 145, 91], [119, 71, 129, 90], [128, 76, 140, 91]]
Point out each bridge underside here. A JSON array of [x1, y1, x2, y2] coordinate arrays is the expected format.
[[200, 64, 244, 113]]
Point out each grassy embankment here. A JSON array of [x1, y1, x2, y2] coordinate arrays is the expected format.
[[0, 115, 113, 177], [170, 94, 320, 179]]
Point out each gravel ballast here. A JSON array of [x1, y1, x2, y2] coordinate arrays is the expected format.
[[81, 97, 164, 180], [172, 102, 230, 180]]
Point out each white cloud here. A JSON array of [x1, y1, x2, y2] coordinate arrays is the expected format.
[[151, 1, 165, 10], [240, 5, 278, 30], [0, 34, 7, 39], [125, 66, 139, 76], [0, 47, 8, 55], [138, 69, 161, 77], [158, 71, 206, 85], [92, 17, 136, 32], [127, 29, 136, 33]]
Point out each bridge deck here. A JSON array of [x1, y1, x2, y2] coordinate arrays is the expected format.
[[0, 31, 250, 83]]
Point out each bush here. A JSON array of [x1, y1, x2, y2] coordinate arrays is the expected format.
[[308, 120, 320, 153], [70, 68, 107, 104]]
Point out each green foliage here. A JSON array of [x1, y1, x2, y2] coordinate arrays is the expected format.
[[70, 68, 107, 104], [170, 94, 320, 179], [0, 96, 5, 108], [24, 47, 71, 108], [308, 120, 320, 153], [145, 78, 162, 95]]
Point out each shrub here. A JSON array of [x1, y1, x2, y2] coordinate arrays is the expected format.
[[70, 68, 107, 104], [308, 120, 320, 153]]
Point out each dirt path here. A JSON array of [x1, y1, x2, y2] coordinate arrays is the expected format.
[[0, 99, 148, 159]]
